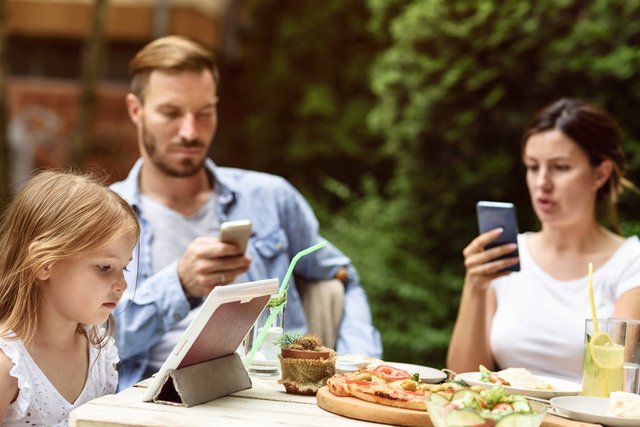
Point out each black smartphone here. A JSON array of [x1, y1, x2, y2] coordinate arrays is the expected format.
[[476, 201, 520, 272]]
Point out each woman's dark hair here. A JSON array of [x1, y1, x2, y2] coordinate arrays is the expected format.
[[522, 98, 633, 231]]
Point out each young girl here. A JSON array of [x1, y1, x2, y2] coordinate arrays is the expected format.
[[0, 170, 140, 426]]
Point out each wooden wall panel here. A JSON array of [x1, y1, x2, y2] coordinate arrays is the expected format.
[[6, 0, 223, 48]]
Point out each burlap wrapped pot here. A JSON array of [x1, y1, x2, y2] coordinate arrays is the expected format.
[[278, 348, 337, 395]]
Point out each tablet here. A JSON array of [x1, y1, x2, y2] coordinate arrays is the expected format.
[[142, 278, 279, 402]]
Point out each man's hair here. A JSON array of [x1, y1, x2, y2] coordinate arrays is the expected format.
[[129, 35, 219, 102], [0, 170, 140, 346]]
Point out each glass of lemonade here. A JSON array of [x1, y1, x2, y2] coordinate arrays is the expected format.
[[581, 318, 626, 397]]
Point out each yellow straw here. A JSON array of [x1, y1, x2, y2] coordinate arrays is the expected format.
[[587, 262, 599, 334]]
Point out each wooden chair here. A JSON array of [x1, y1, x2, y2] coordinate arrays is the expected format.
[[296, 275, 345, 349]]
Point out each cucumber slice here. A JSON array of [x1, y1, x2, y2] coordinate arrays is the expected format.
[[494, 413, 540, 427], [451, 389, 482, 401], [428, 392, 451, 405], [444, 410, 486, 426]]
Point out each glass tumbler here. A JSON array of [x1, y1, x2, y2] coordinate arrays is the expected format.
[[622, 319, 640, 394], [581, 318, 626, 397], [245, 304, 284, 377]]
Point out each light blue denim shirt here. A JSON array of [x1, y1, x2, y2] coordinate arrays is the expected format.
[[111, 158, 382, 390]]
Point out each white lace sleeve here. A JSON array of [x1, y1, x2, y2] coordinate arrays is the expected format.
[[0, 341, 32, 421], [102, 335, 120, 394]]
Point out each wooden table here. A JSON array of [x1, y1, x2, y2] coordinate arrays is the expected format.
[[69, 376, 384, 427], [69, 376, 602, 427]]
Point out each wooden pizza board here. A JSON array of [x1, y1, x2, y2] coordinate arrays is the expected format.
[[316, 386, 431, 427], [316, 387, 602, 427]]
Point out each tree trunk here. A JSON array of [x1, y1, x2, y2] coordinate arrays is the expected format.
[[70, 0, 109, 168], [153, 0, 171, 38]]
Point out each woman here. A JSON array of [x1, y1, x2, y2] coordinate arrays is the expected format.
[[447, 98, 640, 382]]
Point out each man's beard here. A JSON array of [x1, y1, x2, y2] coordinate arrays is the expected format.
[[141, 121, 206, 178]]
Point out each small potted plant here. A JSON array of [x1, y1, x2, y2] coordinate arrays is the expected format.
[[276, 333, 336, 395], [277, 332, 332, 360]]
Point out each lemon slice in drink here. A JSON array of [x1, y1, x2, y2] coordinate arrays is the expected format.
[[589, 332, 625, 369]]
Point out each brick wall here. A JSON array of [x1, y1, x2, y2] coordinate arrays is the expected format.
[[7, 77, 139, 185]]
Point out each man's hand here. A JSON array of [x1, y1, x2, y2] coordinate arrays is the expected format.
[[177, 236, 251, 297]]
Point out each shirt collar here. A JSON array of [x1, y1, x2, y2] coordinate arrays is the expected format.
[[121, 158, 238, 212], [205, 158, 236, 210]]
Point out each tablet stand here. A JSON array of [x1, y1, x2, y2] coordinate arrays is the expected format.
[[151, 353, 252, 407]]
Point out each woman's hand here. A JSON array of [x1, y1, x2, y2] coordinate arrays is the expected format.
[[448, 229, 508, 372], [463, 228, 519, 291]]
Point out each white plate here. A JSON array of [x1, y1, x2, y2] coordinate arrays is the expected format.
[[386, 362, 447, 384], [335, 356, 370, 374], [458, 371, 582, 399], [550, 396, 640, 427]]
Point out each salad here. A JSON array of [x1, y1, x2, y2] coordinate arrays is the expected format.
[[425, 384, 546, 427]]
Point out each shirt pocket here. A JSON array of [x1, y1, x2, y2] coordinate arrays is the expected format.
[[253, 228, 289, 259]]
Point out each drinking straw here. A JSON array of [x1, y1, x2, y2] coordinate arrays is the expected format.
[[245, 240, 328, 367], [587, 262, 599, 334]]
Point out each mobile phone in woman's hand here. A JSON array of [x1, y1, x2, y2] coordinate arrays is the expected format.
[[476, 201, 520, 272]]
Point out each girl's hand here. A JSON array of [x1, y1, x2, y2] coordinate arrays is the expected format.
[[463, 228, 519, 291]]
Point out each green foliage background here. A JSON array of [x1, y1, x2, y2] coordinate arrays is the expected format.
[[217, 0, 640, 367]]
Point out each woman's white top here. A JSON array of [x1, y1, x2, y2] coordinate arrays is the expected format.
[[491, 233, 640, 383], [0, 332, 119, 427]]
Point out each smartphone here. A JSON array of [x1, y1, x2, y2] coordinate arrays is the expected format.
[[219, 220, 252, 253], [476, 201, 520, 272]]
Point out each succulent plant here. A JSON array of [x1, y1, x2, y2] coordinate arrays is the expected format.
[[275, 332, 325, 351], [274, 332, 301, 349], [289, 333, 323, 351]]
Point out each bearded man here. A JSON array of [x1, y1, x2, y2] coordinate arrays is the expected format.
[[111, 36, 382, 390]]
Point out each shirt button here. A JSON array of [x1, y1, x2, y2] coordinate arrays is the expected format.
[[174, 313, 183, 321], [275, 243, 282, 249]]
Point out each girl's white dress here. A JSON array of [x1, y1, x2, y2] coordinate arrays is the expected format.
[[0, 332, 119, 427]]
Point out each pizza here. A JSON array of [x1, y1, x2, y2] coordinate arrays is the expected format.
[[326, 364, 460, 411]]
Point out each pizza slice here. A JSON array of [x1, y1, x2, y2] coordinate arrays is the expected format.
[[326, 364, 460, 411]]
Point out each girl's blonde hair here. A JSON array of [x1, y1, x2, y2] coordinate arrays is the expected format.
[[0, 170, 140, 346]]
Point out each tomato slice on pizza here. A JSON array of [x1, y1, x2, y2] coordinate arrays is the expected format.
[[372, 365, 412, 382]]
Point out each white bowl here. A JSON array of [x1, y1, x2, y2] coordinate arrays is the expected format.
[[335, 356, 369, 374]]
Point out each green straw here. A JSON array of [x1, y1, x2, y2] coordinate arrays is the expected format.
[[245, 241, 328, 368]]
